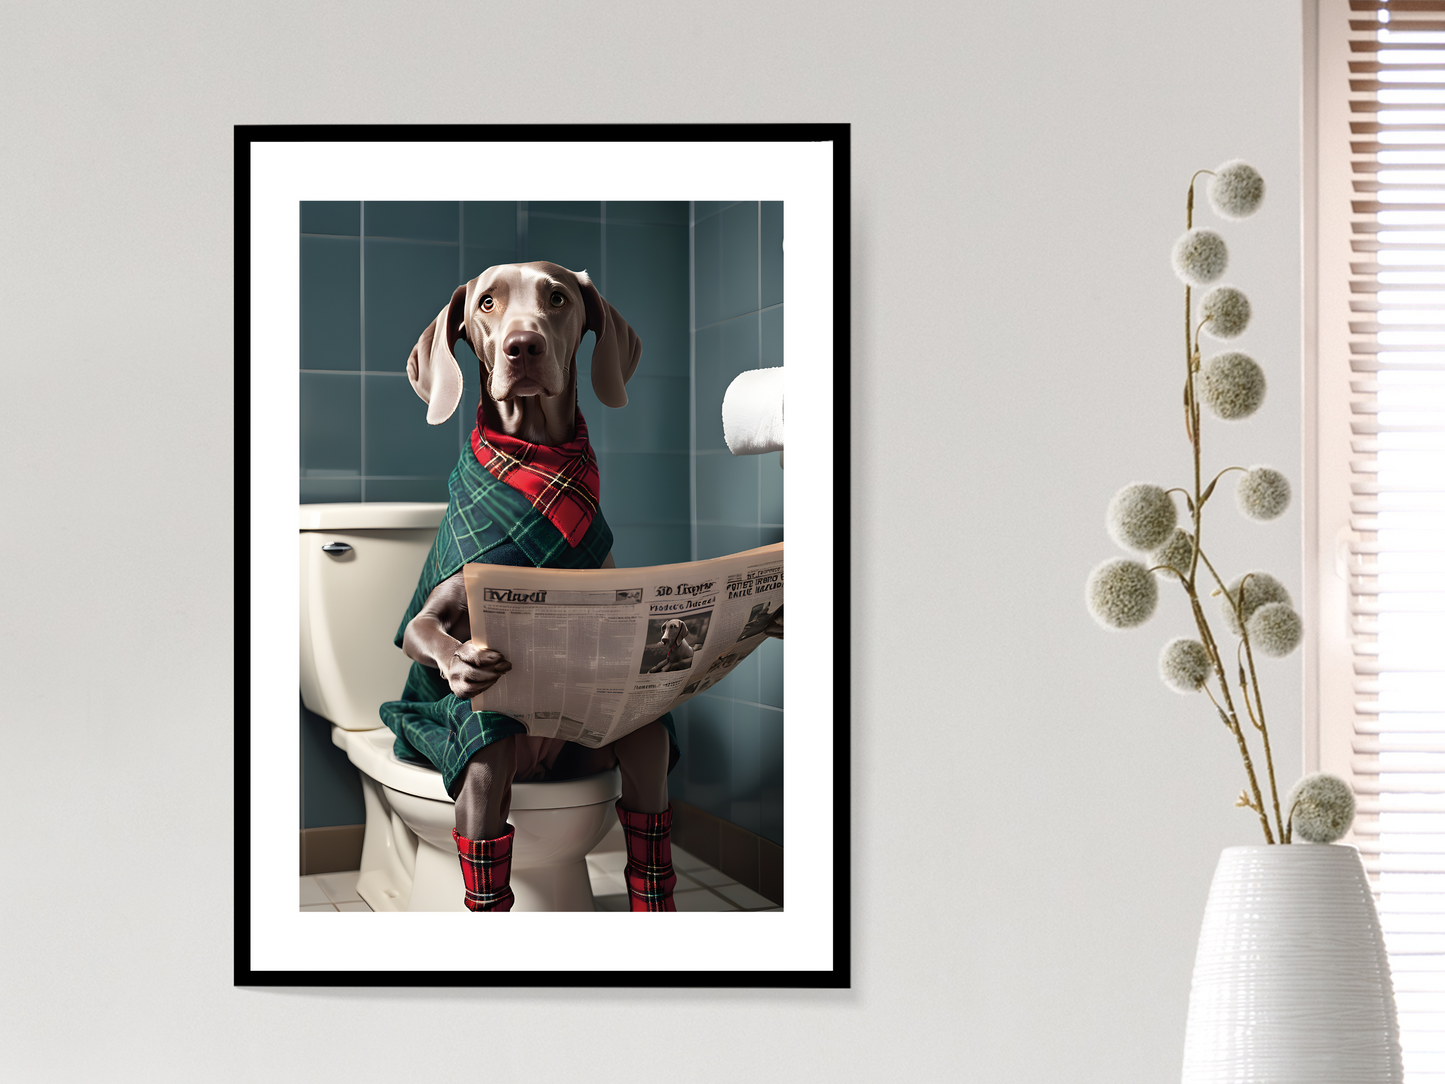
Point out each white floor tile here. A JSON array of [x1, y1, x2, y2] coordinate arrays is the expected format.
[[335, 900, 372, 912], [593, 894, 629, 912], [673, 888, 739, 912], [315, 870, 361, 903], [714, 882, 775, 909], [300, 876, 330, 906], [673, 869, 702, 890], [301, 903, 337, 913], [588, 867, 627, 897]]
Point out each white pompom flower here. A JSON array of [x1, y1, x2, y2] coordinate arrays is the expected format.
[[1220, 571, 1292, 636], [1107, 483, 1178, 552], [1208, 160, 1265, 220], [1236, 466, 1291, 521], [1086, 558, 1159, 630], [1200, 286, 1252, 339], [1246, 601, 1303, 657], [1286, 772, 1355, 843], [1200, 352, 1266, 420], [1172, 229, 1229, 285], [1160, 638, 1213, 693], [1151, 528, 1195, 581]]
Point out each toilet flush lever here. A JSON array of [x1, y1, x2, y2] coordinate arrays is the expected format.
[[321, 542, 353, 556]]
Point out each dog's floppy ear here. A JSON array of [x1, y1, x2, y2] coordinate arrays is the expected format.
[[577, 271, 640, 408], [405, 284, 469, 425]]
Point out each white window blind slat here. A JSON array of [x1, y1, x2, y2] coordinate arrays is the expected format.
[[1335, 5, 1445, 1077]]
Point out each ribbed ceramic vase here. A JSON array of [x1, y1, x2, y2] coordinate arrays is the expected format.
[[1181, 844, 1402, 1084]]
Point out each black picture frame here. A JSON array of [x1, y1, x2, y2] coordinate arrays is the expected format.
[[236, 123, 850, 987]]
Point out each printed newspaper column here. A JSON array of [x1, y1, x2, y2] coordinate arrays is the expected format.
[[463, 543, 784, 747]]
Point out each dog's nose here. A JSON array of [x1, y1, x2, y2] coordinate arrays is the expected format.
[[503, 330, 546, 361]]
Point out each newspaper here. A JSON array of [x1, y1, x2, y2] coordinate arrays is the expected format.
[[462, 542, 783, 748]]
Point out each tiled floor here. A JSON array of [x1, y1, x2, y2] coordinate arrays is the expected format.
[[300, 821, 781, 912]]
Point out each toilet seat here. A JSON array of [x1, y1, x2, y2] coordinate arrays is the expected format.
[[332, 725, 622, 810]]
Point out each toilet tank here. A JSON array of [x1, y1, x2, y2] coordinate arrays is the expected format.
[[300, 502, 447, 731]]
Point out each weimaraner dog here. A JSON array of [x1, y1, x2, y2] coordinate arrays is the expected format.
[[647, 619, 696, 673], [399, 261, 673, 843]]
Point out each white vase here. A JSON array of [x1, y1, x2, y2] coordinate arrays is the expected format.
[[1181, 843, 1402, 1084]]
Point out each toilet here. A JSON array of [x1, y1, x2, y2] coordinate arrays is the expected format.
[[299, 501, 621, 912]]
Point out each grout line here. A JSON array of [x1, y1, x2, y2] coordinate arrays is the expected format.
[[599, 201, 607, 295], [518, 201, 529, 261]]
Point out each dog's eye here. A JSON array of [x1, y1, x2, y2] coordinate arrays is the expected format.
[[550, 291, 565, 307], [480, 295, 494, 312]]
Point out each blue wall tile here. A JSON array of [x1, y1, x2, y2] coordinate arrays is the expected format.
[[696, 524, 761, 561], [695, 314, 761, 453], [364, 373, 459, 478], [525, 215, 601, 277], [608, 201, 689, 225], [696, 450, 758, 524], [758, 637, 783, 708], [684, 694, 732, 819], [718, 202, 760, 322], [608, 222, 690, 358], [300, 371, 360, 476], [365, 201, 458, 243], [301, 699, 364, 828], [607, 375, 689, 453], [365, 477, 450, 502], [760, 455, 783, 523], [608, 523, 691, 569], [531, 201, 600, 220], [301, 201, 360, 237], [695, 201, 739, 221], [730, 702, 761, 834], [598, 451, 689, 523], [694, 211, 722, 329], [301, 477, 362, 503], [463, 201, 517, 251], [300, 237, 360, 371], [760, 707, 783, 844], [761, 305, 783, 368], [761, 201, 784, 308], [363, 238, 462, 374], [463, 247, 516, 280]]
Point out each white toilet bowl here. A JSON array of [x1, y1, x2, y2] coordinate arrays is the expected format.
[[300, 501, 621, 912]]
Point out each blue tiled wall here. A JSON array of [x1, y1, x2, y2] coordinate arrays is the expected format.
[[667, 202, 785, 845], [299, 201, 782, 845]]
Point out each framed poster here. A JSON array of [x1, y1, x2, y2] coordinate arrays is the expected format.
[[237, 124, 849, 986]]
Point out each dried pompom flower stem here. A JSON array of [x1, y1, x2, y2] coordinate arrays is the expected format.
[[1151, 528, 1195, 581], [1220, 571, 1292, 636]]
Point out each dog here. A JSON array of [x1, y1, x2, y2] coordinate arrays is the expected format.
[[395, 262, 676, 876], [647, 619, 696, 673]]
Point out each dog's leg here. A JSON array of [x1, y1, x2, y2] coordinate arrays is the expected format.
[[453, 736, 517, 840], [612, 720, 670, 813], [612, 720, 676, 911]]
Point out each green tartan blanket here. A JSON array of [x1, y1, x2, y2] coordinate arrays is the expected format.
[[378, 445, 676, 794]]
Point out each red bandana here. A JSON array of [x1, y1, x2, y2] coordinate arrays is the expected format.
[[471, 408, 602, 547]]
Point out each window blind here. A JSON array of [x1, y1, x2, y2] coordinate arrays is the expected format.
[[1341, 3, 1445, 1077]]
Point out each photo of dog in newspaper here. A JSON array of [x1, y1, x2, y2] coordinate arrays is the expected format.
[[640, 612, 712, 674]]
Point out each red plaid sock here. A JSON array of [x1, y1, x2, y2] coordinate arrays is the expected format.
[[453, 826, 515, 912], [616, 802, 677, 912]]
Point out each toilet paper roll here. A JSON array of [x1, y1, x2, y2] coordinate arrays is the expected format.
[[722, 367, 784, 456]]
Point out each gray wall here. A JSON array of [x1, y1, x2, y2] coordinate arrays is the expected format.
[[1, 1, 1304, 1081]]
